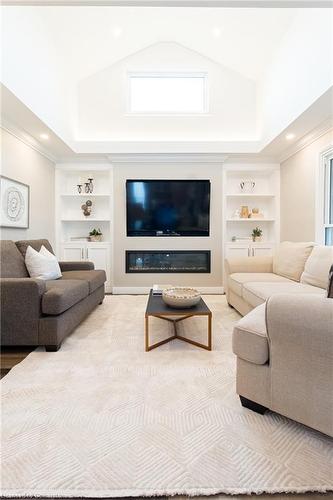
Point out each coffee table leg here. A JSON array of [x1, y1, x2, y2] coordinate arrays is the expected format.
[[145, 314, 149, 352], [208, 313, 212, 351]]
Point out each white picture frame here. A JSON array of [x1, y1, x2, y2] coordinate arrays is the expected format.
[[0, 176, 30, 229]]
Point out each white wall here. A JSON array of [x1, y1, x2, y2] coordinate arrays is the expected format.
[[0, 129, 55, 245], [280, 129, 333, 242], [77, 42, 257, 142], [112, 162, 223, 289], [259, 9, 333, 146]]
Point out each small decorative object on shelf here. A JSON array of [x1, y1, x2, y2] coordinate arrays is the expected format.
[[88, 178, 94, 193], [84, 182, 90, 194], [162, 287, 201, 309], [70, 236, 89, 241], [232, 209, 241, 219], [252, 227, 263, 242], [81, 199, 92, 217], [89, 228, 102, 241], [240, 206, 250, 218], [239, 180, 255, 193], [249, 208, 264, 219], [77, 184, 82, 194]]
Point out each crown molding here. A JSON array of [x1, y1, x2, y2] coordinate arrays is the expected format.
[[224, 153, 278, 163], [3, 1, 331, 6], [279, 119, 333, 163], [107, 153, 229, 164], [1, 118, 58, 164]]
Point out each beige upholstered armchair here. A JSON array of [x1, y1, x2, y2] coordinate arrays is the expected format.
[[233, 294, 333, 437]]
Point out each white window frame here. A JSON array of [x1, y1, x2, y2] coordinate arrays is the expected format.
[[316, 146, 333, 245], [127, 71, 209, 116]]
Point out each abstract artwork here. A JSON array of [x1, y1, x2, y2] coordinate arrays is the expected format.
[[0, 176, 30, 228]]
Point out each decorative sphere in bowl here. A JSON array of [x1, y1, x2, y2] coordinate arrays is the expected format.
[[162, 287, 201, 308]]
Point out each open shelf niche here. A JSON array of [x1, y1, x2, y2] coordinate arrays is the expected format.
[[222, 164, 280, 260], [55, 164, 113, 292]]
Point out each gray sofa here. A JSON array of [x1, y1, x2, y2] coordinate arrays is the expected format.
[[1, 239, 106, 351]]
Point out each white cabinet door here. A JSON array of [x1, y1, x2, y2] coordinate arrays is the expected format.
[[86, 244, 111, 292], [251, 245, 274, 257], [62, 245, 84, 261], [225, 244, 250, 258], [86, 245, 109, 270]]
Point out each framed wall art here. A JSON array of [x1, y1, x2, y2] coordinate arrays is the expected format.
[[0, 175, 30, 229]]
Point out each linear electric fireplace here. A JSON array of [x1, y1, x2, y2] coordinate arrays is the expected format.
[[126, 250, 211, 273]]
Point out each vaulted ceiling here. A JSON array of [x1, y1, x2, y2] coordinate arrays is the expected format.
[[1, 5, 332, 158]]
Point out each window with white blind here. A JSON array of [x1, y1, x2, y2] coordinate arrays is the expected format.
[[324, 156, 333, 245], [317, 149, 333, 245], [128, 73, 208, 114]]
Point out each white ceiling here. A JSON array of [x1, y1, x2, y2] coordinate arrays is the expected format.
[[4, 6, 296, 82], [1, 5, 332, 158]]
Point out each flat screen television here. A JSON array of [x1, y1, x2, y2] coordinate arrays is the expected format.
[[126, 179, 210, 237]]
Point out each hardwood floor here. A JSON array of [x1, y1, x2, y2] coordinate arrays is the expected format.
[[1, 346, 34, 378]]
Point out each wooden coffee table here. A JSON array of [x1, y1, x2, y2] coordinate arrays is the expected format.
[[145, 290, 212, 351]]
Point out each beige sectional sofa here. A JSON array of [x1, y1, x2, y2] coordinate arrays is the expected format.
[[225, 242, 328, 315], [225, 242, 333, 437]]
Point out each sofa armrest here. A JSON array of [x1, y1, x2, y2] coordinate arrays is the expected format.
[[59, 261, 94, 272], [224, 256, 273, 276], [266, 294, 333, 436], [0, 278, 46, 345]]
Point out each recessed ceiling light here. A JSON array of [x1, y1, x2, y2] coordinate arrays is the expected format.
[[112, 26, 123, 38], [212, 27, 222, 38], [286, 133, 295, 140], [40, 133, 49, 140]]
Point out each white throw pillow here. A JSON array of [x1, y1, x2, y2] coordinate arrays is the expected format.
[[273, 241, 315, 282], [300, 246, 333, 289], [25, 245, 62, 280]]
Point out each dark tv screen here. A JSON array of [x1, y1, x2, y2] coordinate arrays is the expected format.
[[126, 180, 210, 237]]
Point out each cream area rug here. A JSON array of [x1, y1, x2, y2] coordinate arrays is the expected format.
[[1, 295, 333, 497]]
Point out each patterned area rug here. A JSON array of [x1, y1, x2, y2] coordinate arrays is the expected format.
[[1, 295, 332, 497]]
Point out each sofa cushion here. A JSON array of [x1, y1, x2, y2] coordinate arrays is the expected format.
[[228, 272, 291, 296], [0, 240, 29, 278], [42, 279, 89, 315], [232, 303, 268, 365], [300, 246, 333, 289], [273, 241, 314, 282], [16, 239, 54, 259], [242, 281, 325, 309], [60, 270, 106, 293]]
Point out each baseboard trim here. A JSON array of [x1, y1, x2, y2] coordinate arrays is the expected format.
[[112, 286, 224, 295]]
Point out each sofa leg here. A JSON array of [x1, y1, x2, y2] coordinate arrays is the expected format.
[[45, 343, 61, 352], [99, 300, 104, 305], [240, 396, 267, 415]]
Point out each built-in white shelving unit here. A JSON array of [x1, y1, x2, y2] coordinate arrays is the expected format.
[[55, 164, 113, 293], [222, 164, 280, 263]]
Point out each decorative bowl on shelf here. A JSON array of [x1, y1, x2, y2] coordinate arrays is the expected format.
[[162, 287, 201, 309]]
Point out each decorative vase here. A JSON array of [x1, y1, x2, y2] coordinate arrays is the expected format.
[[240, 206, 249, 218], [239, 180, 256, 193], [253, 236, 262, 242]]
